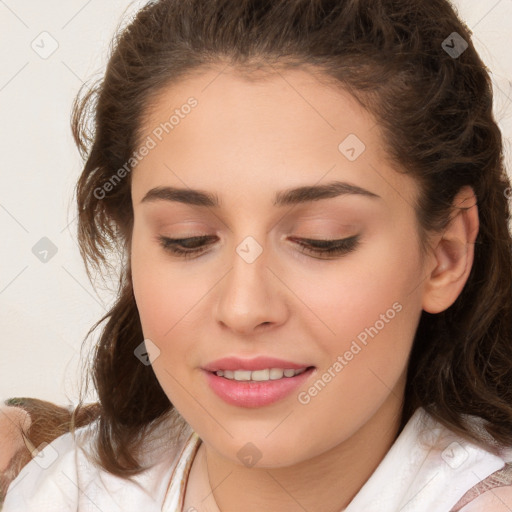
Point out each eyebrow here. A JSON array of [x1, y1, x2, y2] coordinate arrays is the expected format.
[[140, 181, 380, 208]]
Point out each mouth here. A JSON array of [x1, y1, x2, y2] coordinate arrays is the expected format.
[[203, 365, 317, 408]]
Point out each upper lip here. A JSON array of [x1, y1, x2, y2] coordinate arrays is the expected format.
[[202, 356, 313, 372]]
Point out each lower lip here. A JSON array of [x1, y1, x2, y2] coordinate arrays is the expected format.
[[203, 367, 315, 408]]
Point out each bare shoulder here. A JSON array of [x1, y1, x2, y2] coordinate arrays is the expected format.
[[0, 406, 31, 471], [459, 485, 512, 511]]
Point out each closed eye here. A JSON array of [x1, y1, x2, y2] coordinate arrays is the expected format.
[[289, 235, 360, 258], [157, 234, 360, 260]]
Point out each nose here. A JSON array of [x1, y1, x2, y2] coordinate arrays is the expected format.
[[214, 238, 289, 335]]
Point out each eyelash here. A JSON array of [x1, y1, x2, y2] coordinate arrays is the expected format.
[[157, 235, 360, 260]]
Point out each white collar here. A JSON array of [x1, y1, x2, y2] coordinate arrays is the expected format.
[[161, 408, 508, 512]]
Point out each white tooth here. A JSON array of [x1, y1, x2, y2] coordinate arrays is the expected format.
[[269, 368, 284, 380], [233, 370, 252, 381], [251, 369, 270, 381], [219, 368, 308, 381]]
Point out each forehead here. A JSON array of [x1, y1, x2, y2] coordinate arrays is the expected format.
[[132, 66, 417, 210], [139, 65, 377, 152]]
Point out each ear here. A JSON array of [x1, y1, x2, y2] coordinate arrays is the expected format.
[[422, 186, 479, 314]]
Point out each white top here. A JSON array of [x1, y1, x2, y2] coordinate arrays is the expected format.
[[3, 407, 512, 511]]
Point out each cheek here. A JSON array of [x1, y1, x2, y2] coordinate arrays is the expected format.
[[131, 249, 197, 406], [132, 265, 180, 339], [131, 250, 174, 376], [290, 230, 423, 344], [131, 229, 195, 339], [130, 234, 217, 391], [290, 229, 424, 408]]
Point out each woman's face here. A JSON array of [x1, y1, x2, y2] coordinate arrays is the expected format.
[[130, 66, 429, 467]]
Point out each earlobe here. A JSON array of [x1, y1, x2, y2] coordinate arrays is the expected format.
[[422, 186, 479, 314]]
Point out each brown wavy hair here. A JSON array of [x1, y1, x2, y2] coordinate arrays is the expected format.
[[11, 0, 512, 479]]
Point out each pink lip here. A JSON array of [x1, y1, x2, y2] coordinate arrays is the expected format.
[[202, 356, 311, 372], [202, 366, 316, 408]]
